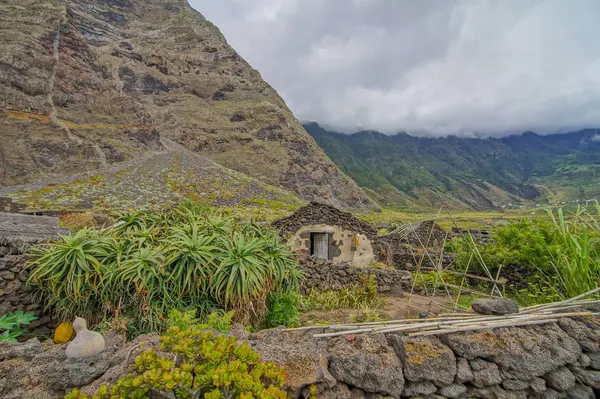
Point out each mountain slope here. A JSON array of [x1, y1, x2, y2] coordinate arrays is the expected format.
[[0, 0, 375, 211], [305, 123, 600, 209]]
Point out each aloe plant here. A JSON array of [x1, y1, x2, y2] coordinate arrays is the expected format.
[[27, 203, 300, 332]]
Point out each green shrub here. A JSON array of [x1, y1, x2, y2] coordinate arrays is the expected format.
[[450, 202, 600, 303], [0, 311, 37, 342], [413, 270, 465, 290], [65, 324, 286, 399], [167, 309, 235, 334], [265, 292, 300, 328], [27, 203, 300, 333], [451, 219, 561, 277]]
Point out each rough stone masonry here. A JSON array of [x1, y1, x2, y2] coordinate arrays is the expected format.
[[2, 316, 600, 398]]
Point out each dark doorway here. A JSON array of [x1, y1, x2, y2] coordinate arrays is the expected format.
[[310, 232, 329, 259]]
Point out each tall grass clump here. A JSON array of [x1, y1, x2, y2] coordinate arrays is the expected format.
[[27, 202, 300, 334], [546, 202, 600, 299]]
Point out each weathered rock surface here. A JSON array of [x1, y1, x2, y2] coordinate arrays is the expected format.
[[249, 328, 336, 396], [544, 367, 576, 391], [390, 335, 456, 386], [471, 298, 520, 315], [0, 0, 375, 211], [442, 323, 581, 381], [328, 333, 404, 397]]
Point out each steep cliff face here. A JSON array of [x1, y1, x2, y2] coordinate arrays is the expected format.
[[0, 0, 375, 210]]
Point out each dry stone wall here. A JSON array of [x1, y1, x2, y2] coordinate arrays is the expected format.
[[2, 316, 600, 398], [300, 257, 411, 295], [0, 252, 58, 338], [0, 212, 67, 338]]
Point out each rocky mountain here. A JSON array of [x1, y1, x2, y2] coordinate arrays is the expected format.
[[305, 123, 600, 210], [0, 0, 375, 211]]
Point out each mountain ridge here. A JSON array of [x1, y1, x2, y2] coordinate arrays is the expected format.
[[0, 0, 376, 211], [304, 122, 600, 209]]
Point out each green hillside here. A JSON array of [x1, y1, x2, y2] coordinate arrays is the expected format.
[[304, 123, 600, 209]]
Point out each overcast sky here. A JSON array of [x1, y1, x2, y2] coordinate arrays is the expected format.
[[189, 0, 600, 137]]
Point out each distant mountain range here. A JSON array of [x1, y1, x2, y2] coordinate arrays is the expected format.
[[304, 122, 600, 210]]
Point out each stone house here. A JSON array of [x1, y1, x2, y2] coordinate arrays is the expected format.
[[272, 202, 381, 267]]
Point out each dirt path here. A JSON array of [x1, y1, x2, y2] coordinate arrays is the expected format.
[[298, 294, 461, 326], [381, 293, 455, 319]]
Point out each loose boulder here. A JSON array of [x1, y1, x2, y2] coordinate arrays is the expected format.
[[471, 298, 520, 315]]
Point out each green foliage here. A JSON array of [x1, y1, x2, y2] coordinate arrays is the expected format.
[[65, 324, 286, 399], [27, 228, 112, 322], [451, 202, 600, 304], [264, 292, 300, 328], [545, 203, 600, 299], [452, 219, 560, 276], [414, 270, 464, 290], [28, 203, 300, 333], [167, 310, 235, 334], [305, 122, 600, 206], [508, 277, 563, 307], [300, 274, 380, 312], [0, 311, 37, 342]]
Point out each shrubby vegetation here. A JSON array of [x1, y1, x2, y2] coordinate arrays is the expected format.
[[27, 202, 300, 334], [450, 202, 600, 304], [65, 310, 287, 399], [299, 274, 379, 312]]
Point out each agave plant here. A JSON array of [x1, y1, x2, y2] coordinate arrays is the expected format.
[[28, 228, 111, 300], [211, 234, 270, 309], [259, 234, 301, 291], [113, 246, 168, 302], [112, 210, 147, 235], [165, 223, 217, 298], [202, 213, 235, 236]]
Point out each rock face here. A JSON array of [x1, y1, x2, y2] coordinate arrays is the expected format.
[[3, 319, 600, 399], [471, 298, 520, 315], [328, 333, 404, 397], [0, 0, 375, 211]]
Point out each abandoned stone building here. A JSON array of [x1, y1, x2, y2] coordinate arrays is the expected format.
[[272, 202, 381, 267]]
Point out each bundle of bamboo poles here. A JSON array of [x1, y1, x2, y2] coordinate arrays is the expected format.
[[286, 287, 600, 339]]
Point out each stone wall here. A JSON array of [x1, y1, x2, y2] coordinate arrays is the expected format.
[[0, 252, 57, 338], [2, 316, 600, 398], [0, 212, 66, 338], [288, 225, 376, 267], [300, 257, 411, 295]]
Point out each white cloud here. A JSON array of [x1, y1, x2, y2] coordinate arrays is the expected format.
[[190, 0, 600, 136]]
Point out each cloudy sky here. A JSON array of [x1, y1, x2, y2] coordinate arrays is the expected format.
[[189, 0, 600, 137]]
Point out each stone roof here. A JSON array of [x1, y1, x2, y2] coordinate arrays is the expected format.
[[0, 212, 67, 249], [272, 202, 378, 237]]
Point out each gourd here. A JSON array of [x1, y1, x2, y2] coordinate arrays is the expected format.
[[54, 321, 75, 344]]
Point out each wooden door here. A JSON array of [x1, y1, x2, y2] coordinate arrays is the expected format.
[[312, 233, 329, 259]]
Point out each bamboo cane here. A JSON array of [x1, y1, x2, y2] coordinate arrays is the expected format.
[[520, 287, 600, 314], [408, 319, 559, 337]]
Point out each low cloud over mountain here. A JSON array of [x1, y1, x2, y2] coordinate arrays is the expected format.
[[192, 0, 600, 136]]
